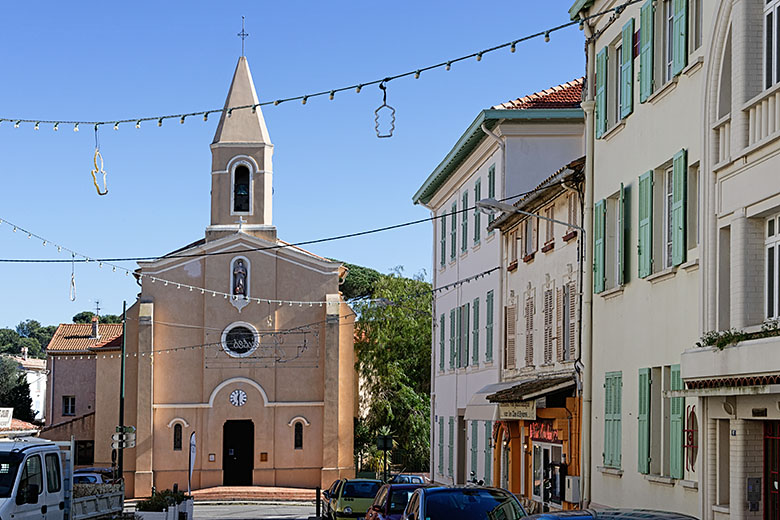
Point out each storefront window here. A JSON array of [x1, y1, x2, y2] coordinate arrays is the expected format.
[[531, 442, 564, 507]]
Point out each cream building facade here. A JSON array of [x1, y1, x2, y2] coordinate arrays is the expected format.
[[90, 57, 356, 497]]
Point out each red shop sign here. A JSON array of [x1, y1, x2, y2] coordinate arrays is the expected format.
[[529, 421, 560, 443]]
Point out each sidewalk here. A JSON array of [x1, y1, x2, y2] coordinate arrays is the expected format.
[[190, 485, 317, 502]]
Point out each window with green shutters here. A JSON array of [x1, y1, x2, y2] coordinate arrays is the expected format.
[[638, 368, 651, 474], [438, 417, 444, 474], [439, 314, 445, 371], [620, 19, 634, 119], [458, 303, 470, 368], [440, 214, 446, 267], [671, 149, 688, 266], [450, 203, 457, 260], [449, 309, 456, 369], [472, 298, 480, 365], [596, 47, 608, 139], [618, 183, 628, 286], [471, 421, 478, 476], [670, 364, 684, 478], [483, 421, 492, 485], [639, 0, 654, 102], [604, 371, 622, 468], [485, 291, 494, 362], [462, 192, 469, 252], [594, 199, 606, 293], [488, 165, 496, 230], [474, 179, 481, 244], [448, 417, 454, 476], [638, 171, 654, 278], [672, 0, 688, 76]]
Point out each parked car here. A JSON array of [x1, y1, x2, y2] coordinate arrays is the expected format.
[[401, 486, 528, 520], [388, 474, 425, 484], [323, 479, 345, 520], [366, 483, 429, 520], [524, 510, 698, 520], [328, 478, 382, 519]]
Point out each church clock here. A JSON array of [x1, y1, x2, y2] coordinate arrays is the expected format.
[[229, 389, 247, 407]]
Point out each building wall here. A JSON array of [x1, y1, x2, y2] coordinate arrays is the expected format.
[[47, 355, 96, 427]]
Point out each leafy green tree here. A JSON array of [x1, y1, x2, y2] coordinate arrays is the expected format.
[[0, 356, 35, 423], [334, 262, 382, 300], [72, 311, 122, 324], [353, 269, 432, 471]]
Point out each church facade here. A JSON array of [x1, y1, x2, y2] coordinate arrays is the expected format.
[[92, 57, 356, 497]]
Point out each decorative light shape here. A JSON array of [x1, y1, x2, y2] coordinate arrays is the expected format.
[[114, 122, 119, 130], [73, 123, 79, 132], [511, 42, 516, 53], [203, 112, 208, 122], [251, 105, 257, 113], [14, 121, 20, 128], [274, 100, 280, 106], [355, 85, 362, 93], [42, 240, 46, 246], [34, 122, 39, 130], [476, 53, 482, 62], [57, 246, 62, 252], [227, 109, 233, 118]]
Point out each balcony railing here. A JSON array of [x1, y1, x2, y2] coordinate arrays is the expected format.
[[746, 83, 780, 147], [713, 114, 731, 165]]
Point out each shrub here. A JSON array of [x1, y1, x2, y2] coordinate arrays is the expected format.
[[135, 489, 189, 512]]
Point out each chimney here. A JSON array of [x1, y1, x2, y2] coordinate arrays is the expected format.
[[21, 346, 28, 360], [91, 316, 100, 340]]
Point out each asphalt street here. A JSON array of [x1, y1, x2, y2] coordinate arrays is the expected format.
[[191, 503, 316, 519]]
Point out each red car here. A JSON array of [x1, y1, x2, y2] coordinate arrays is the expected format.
[[366, 483, 428, 520]]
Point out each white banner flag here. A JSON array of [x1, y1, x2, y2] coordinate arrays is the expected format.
[[188, 431, 196, 494]]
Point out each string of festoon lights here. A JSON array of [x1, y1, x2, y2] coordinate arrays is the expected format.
[[0, 0, 640, 132]]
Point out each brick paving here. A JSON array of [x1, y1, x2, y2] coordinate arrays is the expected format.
[[190, 486, 317, 502]]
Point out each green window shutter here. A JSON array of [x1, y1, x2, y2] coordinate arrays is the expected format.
[[618, 183, 627, 286], [440, 214, 446, 267], [604, 372, 622, 467], [671, 149, 688, 266], [486, 290, 494, 362], [474, 180, 481, 244], [621, 19, 635, 119], [483, 421, 492, 485], [594, 199, 606, 293], [638, 171, 654, 278], [471, 421, 478, 475], [456, 307, 462, 368], [464, 303, 470, 367], [596, 47, 608, 138], [639, 0, 654, 102], [488, 165, 496, 229], [448, 417, 454, 476], [670, 364, 684, 478], [462, 192, 468, 252], [472, 298, 480, 365], [439, 314, 445, 370], [672, 0, 688, 76], [637, 367, 651, 474], [438, 417, 444, 474], [450, 309, 456, 368], [450, 203, 457, 260]]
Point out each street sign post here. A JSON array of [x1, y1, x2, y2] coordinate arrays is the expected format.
[[111, 427, 136, 449], [376, 435, 393, 482]]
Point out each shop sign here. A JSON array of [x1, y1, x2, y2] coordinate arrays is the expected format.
[[529, 420, 560, 443], [499, 401, 536, 420], [0, 408, 12, 428]]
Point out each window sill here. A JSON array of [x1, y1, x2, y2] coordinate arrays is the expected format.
[[460, 250, 468, 259], [648, 77, 678, 105], [597, 466, 623, 477], [681, 257, 699, 272], [644, 475, 675, 486], [522, 253, 535, 264], [542, 242, 555, 253], [712, 505, 730, 515], [507, 260, 518, 272], [680, 479, 698, 490], [563, 230, 578, 242], [473, 242, 481, 253], [599, 285, 624, 300], [683, 56, 704, 77], [602, 120, 626, 141], [646, 266, 677, 284]]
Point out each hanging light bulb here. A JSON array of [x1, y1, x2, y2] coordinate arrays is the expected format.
[[203, 112, 209, 122], [545, 31, 550, 43], [57, 246, 62, 252], [476, 53, 483, 62], [157, 118, 163, 127], [27, 233, 31, 239], [511, 41, 517, 53], [112, 266, 116, 272], [99, 262, 103, 268], [114, 122, 119, 130], [415, 70, 421, 79], [302, 96, 308, 105], [329, 91, 335, 100], [445, 62, 452, 71], [73, 123, 79, 132], [251, 105, 257, 113], [274, 100, 280, 106], [227, 109, 233, 118], [355, 85, 362, 94], [53, 122, 59, 131], [14, 121, 20, 128], [180, 116, 186, 124], [136, 120, 141, 129], [34, 122, 39, 130]]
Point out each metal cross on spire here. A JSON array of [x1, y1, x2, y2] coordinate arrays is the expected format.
[[237, 16, 249, 57]]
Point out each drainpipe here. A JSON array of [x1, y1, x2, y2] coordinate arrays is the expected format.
[[429, 208, 437, 485], [580, 13, 596, 509]]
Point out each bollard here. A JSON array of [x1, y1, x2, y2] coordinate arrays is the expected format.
[[316, 486, 321, 518]]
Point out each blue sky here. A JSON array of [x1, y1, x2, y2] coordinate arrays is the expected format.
[[0, 1, 584, 327]]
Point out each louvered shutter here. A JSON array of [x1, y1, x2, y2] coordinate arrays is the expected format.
[[486, 291, 494, 362], [474, 180, 481, 244], [488, 166, 496, 229], [450, 309, 456, 368], [568, 281, 577, 359], [462, 192, 468, 252], [672, 0, 688, 76], [438, 417, 444, 474], [460, 303, 470, 368], [594, 199, 606, 293], [525, 298, 534, 366], [448, 417, 454, 476], [556, 287, 564, 362], [471, 421, 478, 475], [472, 298, 480, 365], [672, 149, 688, 266], [450, 203, 457, 260], [544, 289, 553, 364], [456, 306, 462, 368], [604, 372, 622, 467], [440, 214, 446, 267], [439, 314, 445, 370], [620, 19, 635, 119], [596, 47, 608, 138], [640, 0, 654, 102], [484, 421, 492, 485], [505, 306, 516, 369], [618, 183, 627, 286], [637, 368, 651, 474], [670, 364, 684, 478], [638, 171, 654, 278]]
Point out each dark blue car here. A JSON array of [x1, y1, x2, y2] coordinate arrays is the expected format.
[[525, 509, 698, 520]]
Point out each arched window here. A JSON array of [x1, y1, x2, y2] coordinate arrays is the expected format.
[[294, 422, 303, 450], [173, 423, 182, 451], [233, 165, 250, 213]]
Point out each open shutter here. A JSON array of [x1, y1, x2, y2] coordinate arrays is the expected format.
[[670, 364, 684, 478], [440, 214, 446, 267], [462, 303, 470, 367], [438, 417, 444, 474], [451, 203, 457, 260], [472, 298, 480, 365], [618, 183, 626, 286], [462, 192, 469, 252], [450, 309, 456, 368], [638, 171, 654, 278], [637, 367, 651, 474], [596, 47, 608, 139], [505, 306, 516, 369], [621, 19, 635, 119], [484, 421, 492, 485], [474, 180, 481, 244], [594, 199, 606, 293], [604, 372, 622, 467], [639, 0, 654, 102], [471, 421, 478, 475], [672, 0, 688, 76], [486, 291, 494, 362], [568, 281, 577, 359], [556, 287, 564, 361], [456, 306, 462, 368], [671, 149, 688, 266], [525, 298, 535, 366], [439, 314, 445, 371], [448, 417, 454, 476]]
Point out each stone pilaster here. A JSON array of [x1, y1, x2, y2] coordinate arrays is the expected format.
[[135, 300, 155, 496], [730, 210, 764, 329]]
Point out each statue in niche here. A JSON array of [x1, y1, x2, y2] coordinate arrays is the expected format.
[[233, 259, 248, 296]]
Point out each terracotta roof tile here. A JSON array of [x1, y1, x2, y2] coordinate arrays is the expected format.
[[46, 323, 123, 353], [0, 418, 39, 432], [493, 78, 583, 110]]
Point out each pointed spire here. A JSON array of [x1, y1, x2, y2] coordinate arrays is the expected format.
[[212, 56, 272, 145]]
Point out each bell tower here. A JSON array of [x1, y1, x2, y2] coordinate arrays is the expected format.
[[206, 56, 276, 242]]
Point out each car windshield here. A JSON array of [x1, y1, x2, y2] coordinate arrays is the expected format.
[[389, 489, 414, 513], [423, 489, 526, 520], [0, 452, 24, 498], [343, 481, 380, 498]]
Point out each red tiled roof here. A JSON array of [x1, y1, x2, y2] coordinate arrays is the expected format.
[[0, 418, 39, 433], [46, 323, 123, 353], [493, 78, 583, 110]]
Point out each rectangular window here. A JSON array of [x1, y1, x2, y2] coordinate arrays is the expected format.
[[604, 371, 622, 468], [544, 206, 555, 245], [601, 185, 628, 291], [483, 421, 492, 485], [462, 192, 469, 253], [472, 298, 480, 365], [690, 0, 702, 51], [474, 179, 482, 244], [509, 230, 518, 265], [486, 290, 494, 362], [524, 296, 535, 366], [687, 164, 699, 250], [664, 167, 674, 268], [440, 213, 446, 267], [488, 165, 496, 230], [45, 453, 61, 493], [62, 395, 75, 416], [439, 314, 445, 371], [766, 1, 780, 90], [664, 0, 674, 83], [559, 281, 576, 361], [620, 19, 635, 119], [568, 192, 578, 231], [75, 440, 94, 466], [594, 199, 606, 293], [450, 203, 457, 260], [523, 218, 536, 258], [640, 0, 654, 102], [505, 305, 516, 369], [615, 42, 623, 124], [641, 365, 684, 478], [638, 171, 654, 278], [596, 47, 608, 138], [766, 215, 780, 320]]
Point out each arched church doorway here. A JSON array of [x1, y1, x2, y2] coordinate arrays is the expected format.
[[223, 420, 254, 486]]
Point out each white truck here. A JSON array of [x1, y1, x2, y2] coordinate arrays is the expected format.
[[0, 437, 124, 520]]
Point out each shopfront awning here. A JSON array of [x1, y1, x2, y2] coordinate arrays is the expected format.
[[463, 381, 522, 421], [487, 374, 576, 403]]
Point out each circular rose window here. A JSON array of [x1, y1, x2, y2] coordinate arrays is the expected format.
[[222, 323, 259, 358]]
